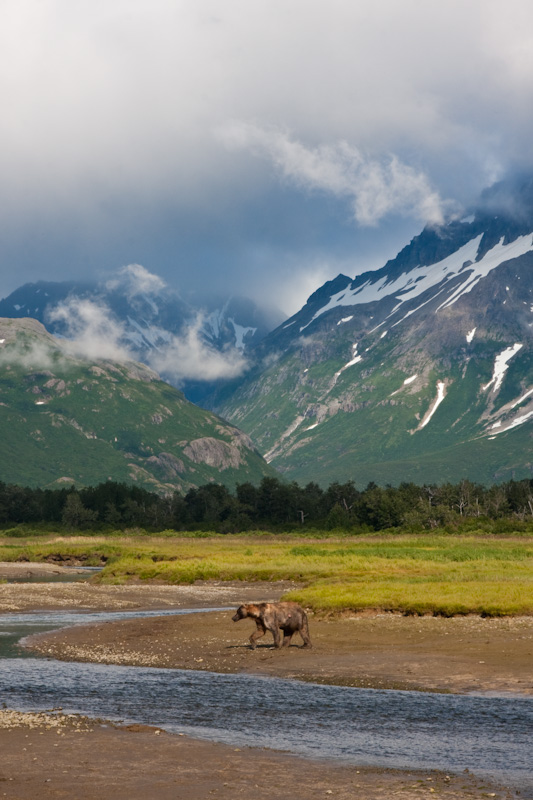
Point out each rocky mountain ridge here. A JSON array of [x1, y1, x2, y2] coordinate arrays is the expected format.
[[213, 175, 533, 486]]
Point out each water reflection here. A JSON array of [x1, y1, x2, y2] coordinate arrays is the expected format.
[[5, 567, 102, 584]]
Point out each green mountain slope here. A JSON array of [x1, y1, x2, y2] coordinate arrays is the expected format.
[[0, 318, 275, 491]]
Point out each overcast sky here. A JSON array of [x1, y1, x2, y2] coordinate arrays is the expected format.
[[2, 0, 533, 315]]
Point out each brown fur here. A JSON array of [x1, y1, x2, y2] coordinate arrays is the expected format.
[[232, 601, 312, 649]]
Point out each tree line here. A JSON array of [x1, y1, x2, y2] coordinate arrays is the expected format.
[[2, 476, 533, 532]]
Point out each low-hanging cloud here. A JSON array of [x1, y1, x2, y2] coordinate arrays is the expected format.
[[217, 121, 447, 226], [47, 298, 134, 363], [149, 314, 248, 384], [0, 339, 63, 372], [47, 298, 248, 384]]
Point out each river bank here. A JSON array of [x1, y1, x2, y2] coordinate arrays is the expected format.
[[26, 609, 533, 694], [2, 580, 531, 798], [0, 710, 516, 800]]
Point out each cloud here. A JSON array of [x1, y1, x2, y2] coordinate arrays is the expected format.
[[105, 264, 167, 298], [46, 298, 248, 384], [218, 122, 447, 226], [47, 298, 134, 362], [3, 2, 533, 308], [149, 314, 248, 384], [0, 339, 62, 372]]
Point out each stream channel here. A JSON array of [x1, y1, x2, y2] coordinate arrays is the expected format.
[[0, 606, 532, 795]]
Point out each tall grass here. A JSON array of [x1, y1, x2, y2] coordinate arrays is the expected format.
[[0, 533, 531, 616]]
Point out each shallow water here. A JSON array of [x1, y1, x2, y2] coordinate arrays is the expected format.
[[5, 566, 102, 584], [0, 609, 532, 795]]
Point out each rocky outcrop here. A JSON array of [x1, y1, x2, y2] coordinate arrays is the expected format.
[[183, 437, 244, 470]]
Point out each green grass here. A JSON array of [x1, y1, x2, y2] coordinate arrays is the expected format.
[[1, 532, 532, 616], [217, 325, 533, 488]]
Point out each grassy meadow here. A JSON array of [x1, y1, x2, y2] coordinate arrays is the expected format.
[[1, 531, 532, 616]]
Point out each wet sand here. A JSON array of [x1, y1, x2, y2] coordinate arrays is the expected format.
[[0, 710, 517, 800]]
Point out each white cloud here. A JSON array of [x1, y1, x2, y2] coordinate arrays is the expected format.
[[105, 264, 167, 298], [0, 340, 62, 371], [46, 298, 248, 383], [3, 2, 533, 304], [149, 314, 248, 384], [218, 122, 445, 226], [3, 0, 533, 217], [47, 298, 134, 362]]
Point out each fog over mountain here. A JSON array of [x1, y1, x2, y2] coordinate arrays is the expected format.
[[2, 2, 533, 314], [0, 264, 284, 399]]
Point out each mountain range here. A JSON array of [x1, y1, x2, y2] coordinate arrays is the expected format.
[[211, 175, 533, 486], [4, 175, 533, 490]]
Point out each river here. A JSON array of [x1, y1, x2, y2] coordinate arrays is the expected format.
[[0, 608, 531, 795]]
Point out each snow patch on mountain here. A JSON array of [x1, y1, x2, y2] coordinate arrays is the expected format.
[[391, 373, 418, 396], [437, 235, 533, 311], [264, 414, 306, 462], [305, 236, 483, 328], [510, 387, 533, 409], [482, 343, 523, 393], [466, 327, 476, 343], [488, 408, 533, 436], [418, 381, 446, 430], [303, 232, 533, 332], [229, 319, 257, 350], [332, 344, 362, 386], [203, 305, 228, 341]]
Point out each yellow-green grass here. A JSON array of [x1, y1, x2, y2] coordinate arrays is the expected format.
[[284, 579, 531, 617], [0, 533, 532, 616]]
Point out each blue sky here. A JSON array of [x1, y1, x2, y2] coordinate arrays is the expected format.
[[2, 1, 533, 315]]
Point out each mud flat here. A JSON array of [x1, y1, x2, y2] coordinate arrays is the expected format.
[[0, 710, 516, 800], [4, 582, 532, 798]]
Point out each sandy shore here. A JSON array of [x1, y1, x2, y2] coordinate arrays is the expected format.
[[0, 571, 296, 612], [0, 710, 517, 800]]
